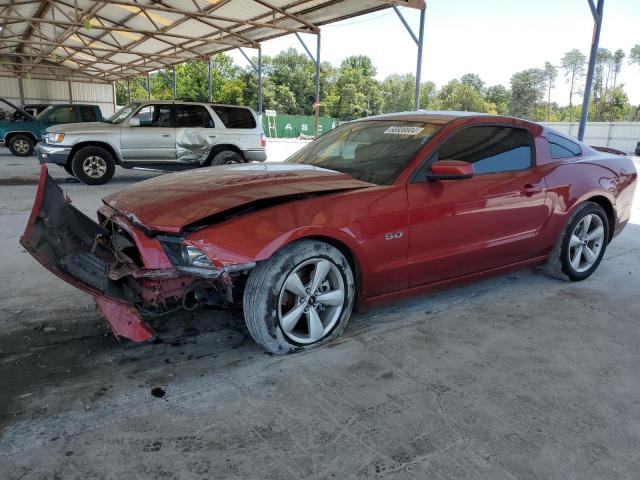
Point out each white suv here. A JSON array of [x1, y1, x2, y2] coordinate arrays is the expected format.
[[36, 101, 267, 185]]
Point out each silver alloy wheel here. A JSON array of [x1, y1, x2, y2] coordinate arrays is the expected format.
[[13, 138, 30, 154], [278, 258, 345, 344], [569, 213, 605, 273], [82, 155, 107, 178]]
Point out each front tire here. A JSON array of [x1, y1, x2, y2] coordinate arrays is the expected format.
[[546, 202, 609, 281], [71, 146, 115, 185], [8, 134, 34, 156], [243, 240, 355, 354], [63, 163, 75, 177]]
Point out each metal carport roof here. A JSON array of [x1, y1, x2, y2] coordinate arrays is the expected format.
[[0, 0, 424, 82]]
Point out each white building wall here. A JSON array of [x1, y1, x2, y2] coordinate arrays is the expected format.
[[540, 122, 640, 154], [0, 77, 115, 118]]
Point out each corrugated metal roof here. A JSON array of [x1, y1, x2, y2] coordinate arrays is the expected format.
[[0, 0, 424, 82]]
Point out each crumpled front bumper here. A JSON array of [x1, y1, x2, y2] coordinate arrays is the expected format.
[[19, 165, 241, 342]]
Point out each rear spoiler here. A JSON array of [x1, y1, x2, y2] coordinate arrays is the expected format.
[[591, 145, 628, 156]]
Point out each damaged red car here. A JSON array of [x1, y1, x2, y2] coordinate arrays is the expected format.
[[21, 112, 637, 354]]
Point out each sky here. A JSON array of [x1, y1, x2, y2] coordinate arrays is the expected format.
[[229, 0, 640, 105]]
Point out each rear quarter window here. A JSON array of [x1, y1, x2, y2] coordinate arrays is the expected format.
[[212, 106, 256, 129], [547, 132, 581, 159]]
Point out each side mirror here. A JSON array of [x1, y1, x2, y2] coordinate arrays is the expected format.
[[426, 160, 474, 181], [128, 117, 140, 127]]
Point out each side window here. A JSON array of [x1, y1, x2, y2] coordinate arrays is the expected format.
[[547, 132, 581, 159], [131, 105, 173, 127], [212, 106, 256, 128], [46, 106, 78, 123], [176, 105, 214, 128], [435, 126, 532, 174], [79, 106, 99, 122]]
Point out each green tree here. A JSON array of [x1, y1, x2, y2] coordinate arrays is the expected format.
[[543, 61, 558, 121], [381, 74, 416, 114], [419, 81, 437, 110], [560, 49, 586, 122], [509, 68, 546, 120], [331, 55, 383, 119], [436, 79, 493, 113], [630, 44, 640, 120], [460, 73, 485, 93], [485, 85, 511, 115]]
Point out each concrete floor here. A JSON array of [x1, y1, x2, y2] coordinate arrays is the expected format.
[[1, 149, 640, 480]]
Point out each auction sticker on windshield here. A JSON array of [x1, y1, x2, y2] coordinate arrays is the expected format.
[[383, 126, 424, 135]]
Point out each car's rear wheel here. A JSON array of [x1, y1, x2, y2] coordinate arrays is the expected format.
[[210, 150, 242, 166], [546, 202, 609, 281], [71, 146, 115, 185], [243, 240, 355, 354], [8, 134, 35, 156]]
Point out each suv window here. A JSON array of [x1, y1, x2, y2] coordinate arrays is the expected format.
[[212, 106, 256, 129], [176, 104, 214, 128], [79, 106, 99, 122], [46, 106, 78, 123], [131, 104, 173, 127], [434, 126, 532, 174], [547, 132, 581, 159]]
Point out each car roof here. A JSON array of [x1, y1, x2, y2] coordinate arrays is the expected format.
[[133, 100, 252, 109], [353, 110, 493, 125]]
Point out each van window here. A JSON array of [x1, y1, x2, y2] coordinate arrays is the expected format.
[[176, 105, 214, 128], [212, 106, 256, 129], [547, 132, 582, 159], [434, 126, 532, 174], [44, 106, 78, 123], [79, 106, 99, 122], [131, 104, 173, 127]]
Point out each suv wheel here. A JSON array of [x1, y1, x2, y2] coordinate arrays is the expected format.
[[71, 146, 116, 185], [63, 163, 75, 177], [210, 150, 242, 166], [8, 134, 35, 156]]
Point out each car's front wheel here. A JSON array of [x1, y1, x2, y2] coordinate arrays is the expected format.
[[8, 134, 35, 156], [210, 150, 242, 166], [71, 146, 115, 185], [546, 202, 609, 281], [243, 240, 355, 354]]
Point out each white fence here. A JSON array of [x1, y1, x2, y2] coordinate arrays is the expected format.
[[0, 77, 116, 118], [540, 122, 640, 154]]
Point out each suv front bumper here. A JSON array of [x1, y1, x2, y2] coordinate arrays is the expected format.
[[36, 141, 72, 165]]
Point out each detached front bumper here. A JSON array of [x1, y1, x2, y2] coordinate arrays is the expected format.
[[36, 142, 72, 166], [20, 165, 246, 342]]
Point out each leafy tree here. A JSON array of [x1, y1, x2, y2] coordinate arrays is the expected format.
[[485, 85, 511, 115], [509, 68, 546, 120], [560, 49, 586, 122], [331, 55, 383, 119], [419, 81, 438, 110], [381, 74, 416, 114], [543, 61, 558, 121], [436, 79, 493, 113], [460, 73, 485, 93], [630, 44, 640, 120]]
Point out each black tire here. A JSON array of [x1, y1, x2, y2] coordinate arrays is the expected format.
[[63, 163, 75, 177], [8, 134, 35, 156], [243, 240, 355, 354], [545, 202, 609, 281], [210, 150, 242, 166], [70, 146, 115, 185]]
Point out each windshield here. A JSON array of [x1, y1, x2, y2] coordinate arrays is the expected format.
[[106, 103, 140, 124], [286, 120, 442, 185], [36, 105, 55, 120]]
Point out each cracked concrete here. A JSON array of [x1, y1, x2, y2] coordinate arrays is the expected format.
[[1, 151, 639, 479]]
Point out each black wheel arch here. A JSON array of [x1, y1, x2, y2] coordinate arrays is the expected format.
[[6, 131, 38, 145], [205, 144, 244, 165], [69, 141, 121, 166]]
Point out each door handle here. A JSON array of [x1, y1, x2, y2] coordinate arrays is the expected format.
[[162, 134, 170, 137], [522, 183, 543, 196], [208, 135, 216, 138]]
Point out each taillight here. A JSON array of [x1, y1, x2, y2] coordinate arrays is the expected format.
[[261, 133, 267, 148]]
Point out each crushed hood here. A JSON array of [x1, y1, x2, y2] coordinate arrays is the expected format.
[[103, 163, 374, 233]]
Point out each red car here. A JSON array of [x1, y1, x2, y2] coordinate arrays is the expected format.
[[21, 112, 637, 354]]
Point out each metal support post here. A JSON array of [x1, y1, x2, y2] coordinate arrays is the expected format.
[[578, 0, 604, 141]]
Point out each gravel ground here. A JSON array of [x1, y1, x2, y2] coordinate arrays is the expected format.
[[1, 150, 639, 480]]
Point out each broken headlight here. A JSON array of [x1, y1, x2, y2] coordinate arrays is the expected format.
[[182, 245, 213, 267], [160, 237, 214, 268]]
